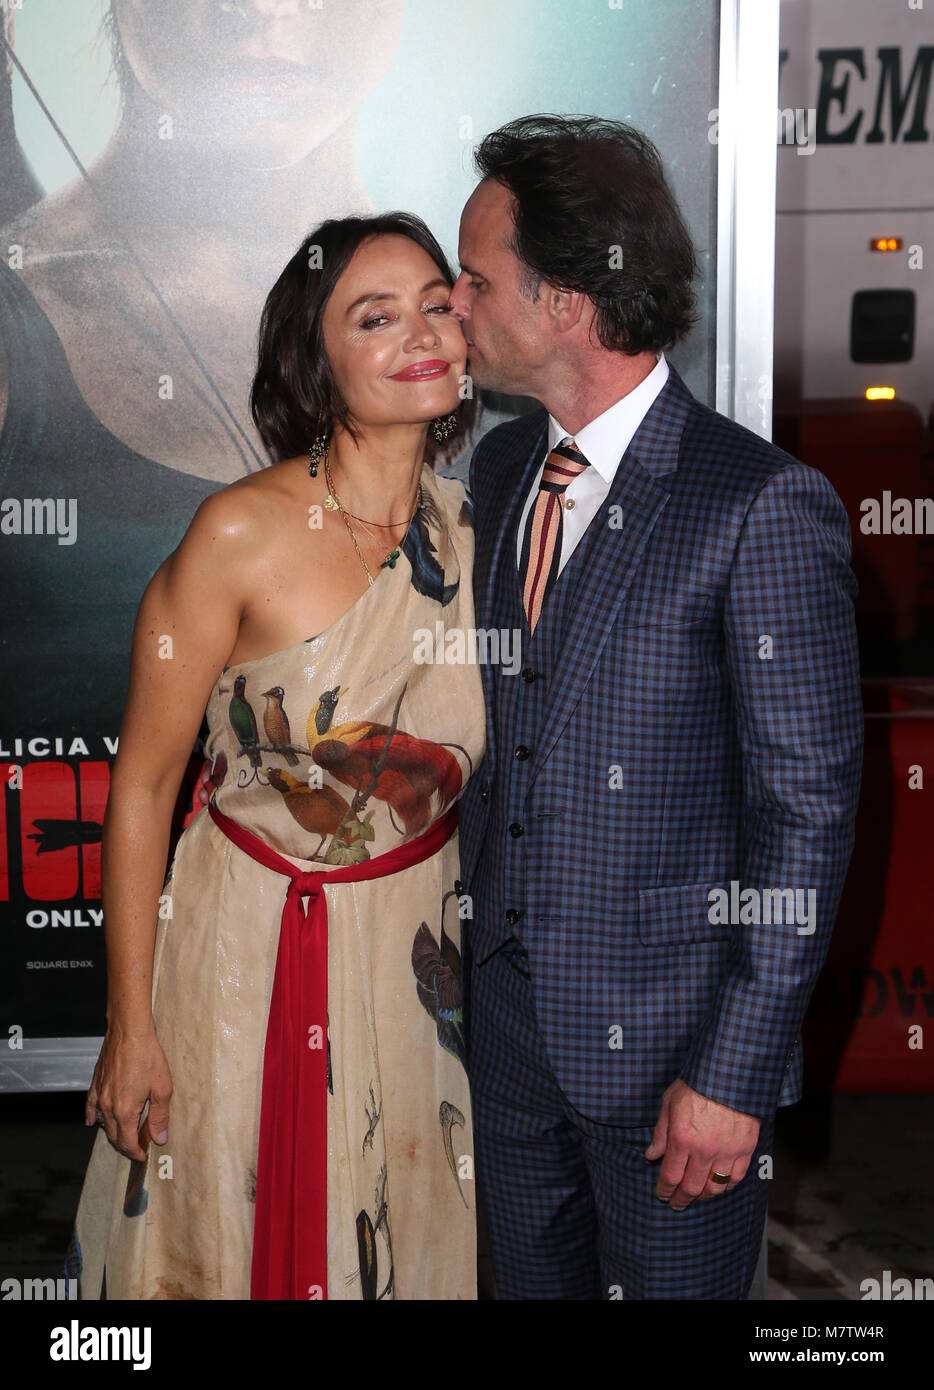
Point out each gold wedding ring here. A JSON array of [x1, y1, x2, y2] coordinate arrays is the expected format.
[[709, 1170, 731, 1185]]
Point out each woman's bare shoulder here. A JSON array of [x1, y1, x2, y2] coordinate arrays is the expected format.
[[170, 458, 301, 568]]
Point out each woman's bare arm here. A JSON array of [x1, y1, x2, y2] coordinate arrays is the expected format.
[[87, 486, 262, 1159]]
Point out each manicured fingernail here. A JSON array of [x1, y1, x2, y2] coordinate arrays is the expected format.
[[152, 1129, 167, 1143]]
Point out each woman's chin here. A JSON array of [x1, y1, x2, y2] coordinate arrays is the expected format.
[[428, 388, 464, 419], [393, 401, 462, 429], [355, 397, 464, 432]]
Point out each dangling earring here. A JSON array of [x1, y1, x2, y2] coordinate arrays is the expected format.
[[430, 410, 459, 443], [308, 432, 329, 478]]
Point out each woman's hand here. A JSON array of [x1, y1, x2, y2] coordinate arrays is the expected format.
[[85, 1022, 173, 1161]]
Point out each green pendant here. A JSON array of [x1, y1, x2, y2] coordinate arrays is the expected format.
[[381, 549, 400, 569]]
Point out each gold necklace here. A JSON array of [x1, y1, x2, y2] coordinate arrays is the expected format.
[[323, 451, 421, 586]]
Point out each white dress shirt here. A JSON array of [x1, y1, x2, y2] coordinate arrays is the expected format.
[[516, 352, 670, 574]]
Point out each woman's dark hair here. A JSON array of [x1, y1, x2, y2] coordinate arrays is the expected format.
[[250, 213, 455, 461], [99, 3, 139, 119], [474, 115, 698, 355]]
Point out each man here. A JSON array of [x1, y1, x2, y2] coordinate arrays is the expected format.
[[451, 116, 863, 1300]]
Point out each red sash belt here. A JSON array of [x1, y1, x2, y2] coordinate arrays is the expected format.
[[207, 795, 458, 1300]]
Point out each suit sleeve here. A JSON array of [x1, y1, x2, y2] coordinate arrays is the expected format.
[[677, 461, 863, 1117]]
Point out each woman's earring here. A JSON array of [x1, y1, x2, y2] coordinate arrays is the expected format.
[[430, 410, 459, 443], [308, 432, 329, 478]]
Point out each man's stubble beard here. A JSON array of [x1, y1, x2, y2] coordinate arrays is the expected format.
[[468, 351, 525, 399]]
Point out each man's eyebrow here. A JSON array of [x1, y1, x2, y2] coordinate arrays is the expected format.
[[458, 262, 486, 279], [346, 277, 449, 316]]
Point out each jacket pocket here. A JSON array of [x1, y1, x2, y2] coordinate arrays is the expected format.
[[637, 881, 734, 946], [623, 593, 710, 629]]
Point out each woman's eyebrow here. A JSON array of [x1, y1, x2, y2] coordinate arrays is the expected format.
[[346, 278, 449, 316]]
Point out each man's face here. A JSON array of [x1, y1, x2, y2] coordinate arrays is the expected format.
[[450, 179, 554, 397]]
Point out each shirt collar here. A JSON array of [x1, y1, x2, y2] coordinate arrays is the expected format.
[[546, 353, 670, 483]]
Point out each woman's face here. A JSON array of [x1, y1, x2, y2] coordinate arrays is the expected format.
[[321, 235, 467, 434], [112, 0, 405, 165]]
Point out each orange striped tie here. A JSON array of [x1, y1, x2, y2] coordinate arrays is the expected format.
[[520, 438, 590, 633]]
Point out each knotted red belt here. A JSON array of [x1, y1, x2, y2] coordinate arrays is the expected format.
[[207, 795, 458, 1300]]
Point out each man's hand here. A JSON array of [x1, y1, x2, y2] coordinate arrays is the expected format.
[[645, 1079, 760, 1210]]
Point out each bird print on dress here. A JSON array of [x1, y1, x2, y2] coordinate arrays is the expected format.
[[354, 1164, 394, 1300], [221, 675, 469, 864], [411, 894, 465, 1066], [260, 686, 300, 765], [402, 489, 459, 606], [228, 675, 262, 772], [265, 770, 377, 865], [305, 684, 468, 839], [439, 1101, 468, 1207], [412, 891, 470, 1208], [355, 1209, 379, 1300]]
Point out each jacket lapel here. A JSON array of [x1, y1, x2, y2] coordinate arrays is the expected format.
[[474, 411, 548, 773], [526, 367, 696, 786]]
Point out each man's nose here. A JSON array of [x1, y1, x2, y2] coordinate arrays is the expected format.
[[448, 272, 472, 321]]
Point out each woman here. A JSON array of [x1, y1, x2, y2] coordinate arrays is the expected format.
[[68, 212, 485, 1300]]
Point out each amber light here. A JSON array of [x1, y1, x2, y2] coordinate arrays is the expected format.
[[870, 237, 902, 252], [865, 386, 896, 401]]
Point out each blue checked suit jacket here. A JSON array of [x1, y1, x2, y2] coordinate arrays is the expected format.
[[458, 364, 863, 1124]]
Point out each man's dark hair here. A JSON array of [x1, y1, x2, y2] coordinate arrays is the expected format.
[[474, 114, 698, 355], [250, 213, 455, 460]]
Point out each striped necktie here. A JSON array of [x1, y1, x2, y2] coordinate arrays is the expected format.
[[519, 437, 590, 633]]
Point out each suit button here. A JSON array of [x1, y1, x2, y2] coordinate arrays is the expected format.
[[454, 879, 463, 896], [514, 744, 530, 760], [479, 788, 489, 803], [505, 908, 521, 925], [521, 668, 537, 683], [508, 822, 524, 838]]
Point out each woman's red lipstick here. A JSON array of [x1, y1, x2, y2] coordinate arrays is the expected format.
[[388, 359, 450, 381]]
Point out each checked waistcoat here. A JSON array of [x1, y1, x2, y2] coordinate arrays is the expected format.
[[470, 483, 605, 964]]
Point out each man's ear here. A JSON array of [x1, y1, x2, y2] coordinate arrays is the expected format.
[[547, 285, 589, 335]]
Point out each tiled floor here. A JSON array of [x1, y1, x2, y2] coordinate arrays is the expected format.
[[1, 1091, 930, 1299]]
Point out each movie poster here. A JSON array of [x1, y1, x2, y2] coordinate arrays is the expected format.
[[0, 0, 719, 1060]]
